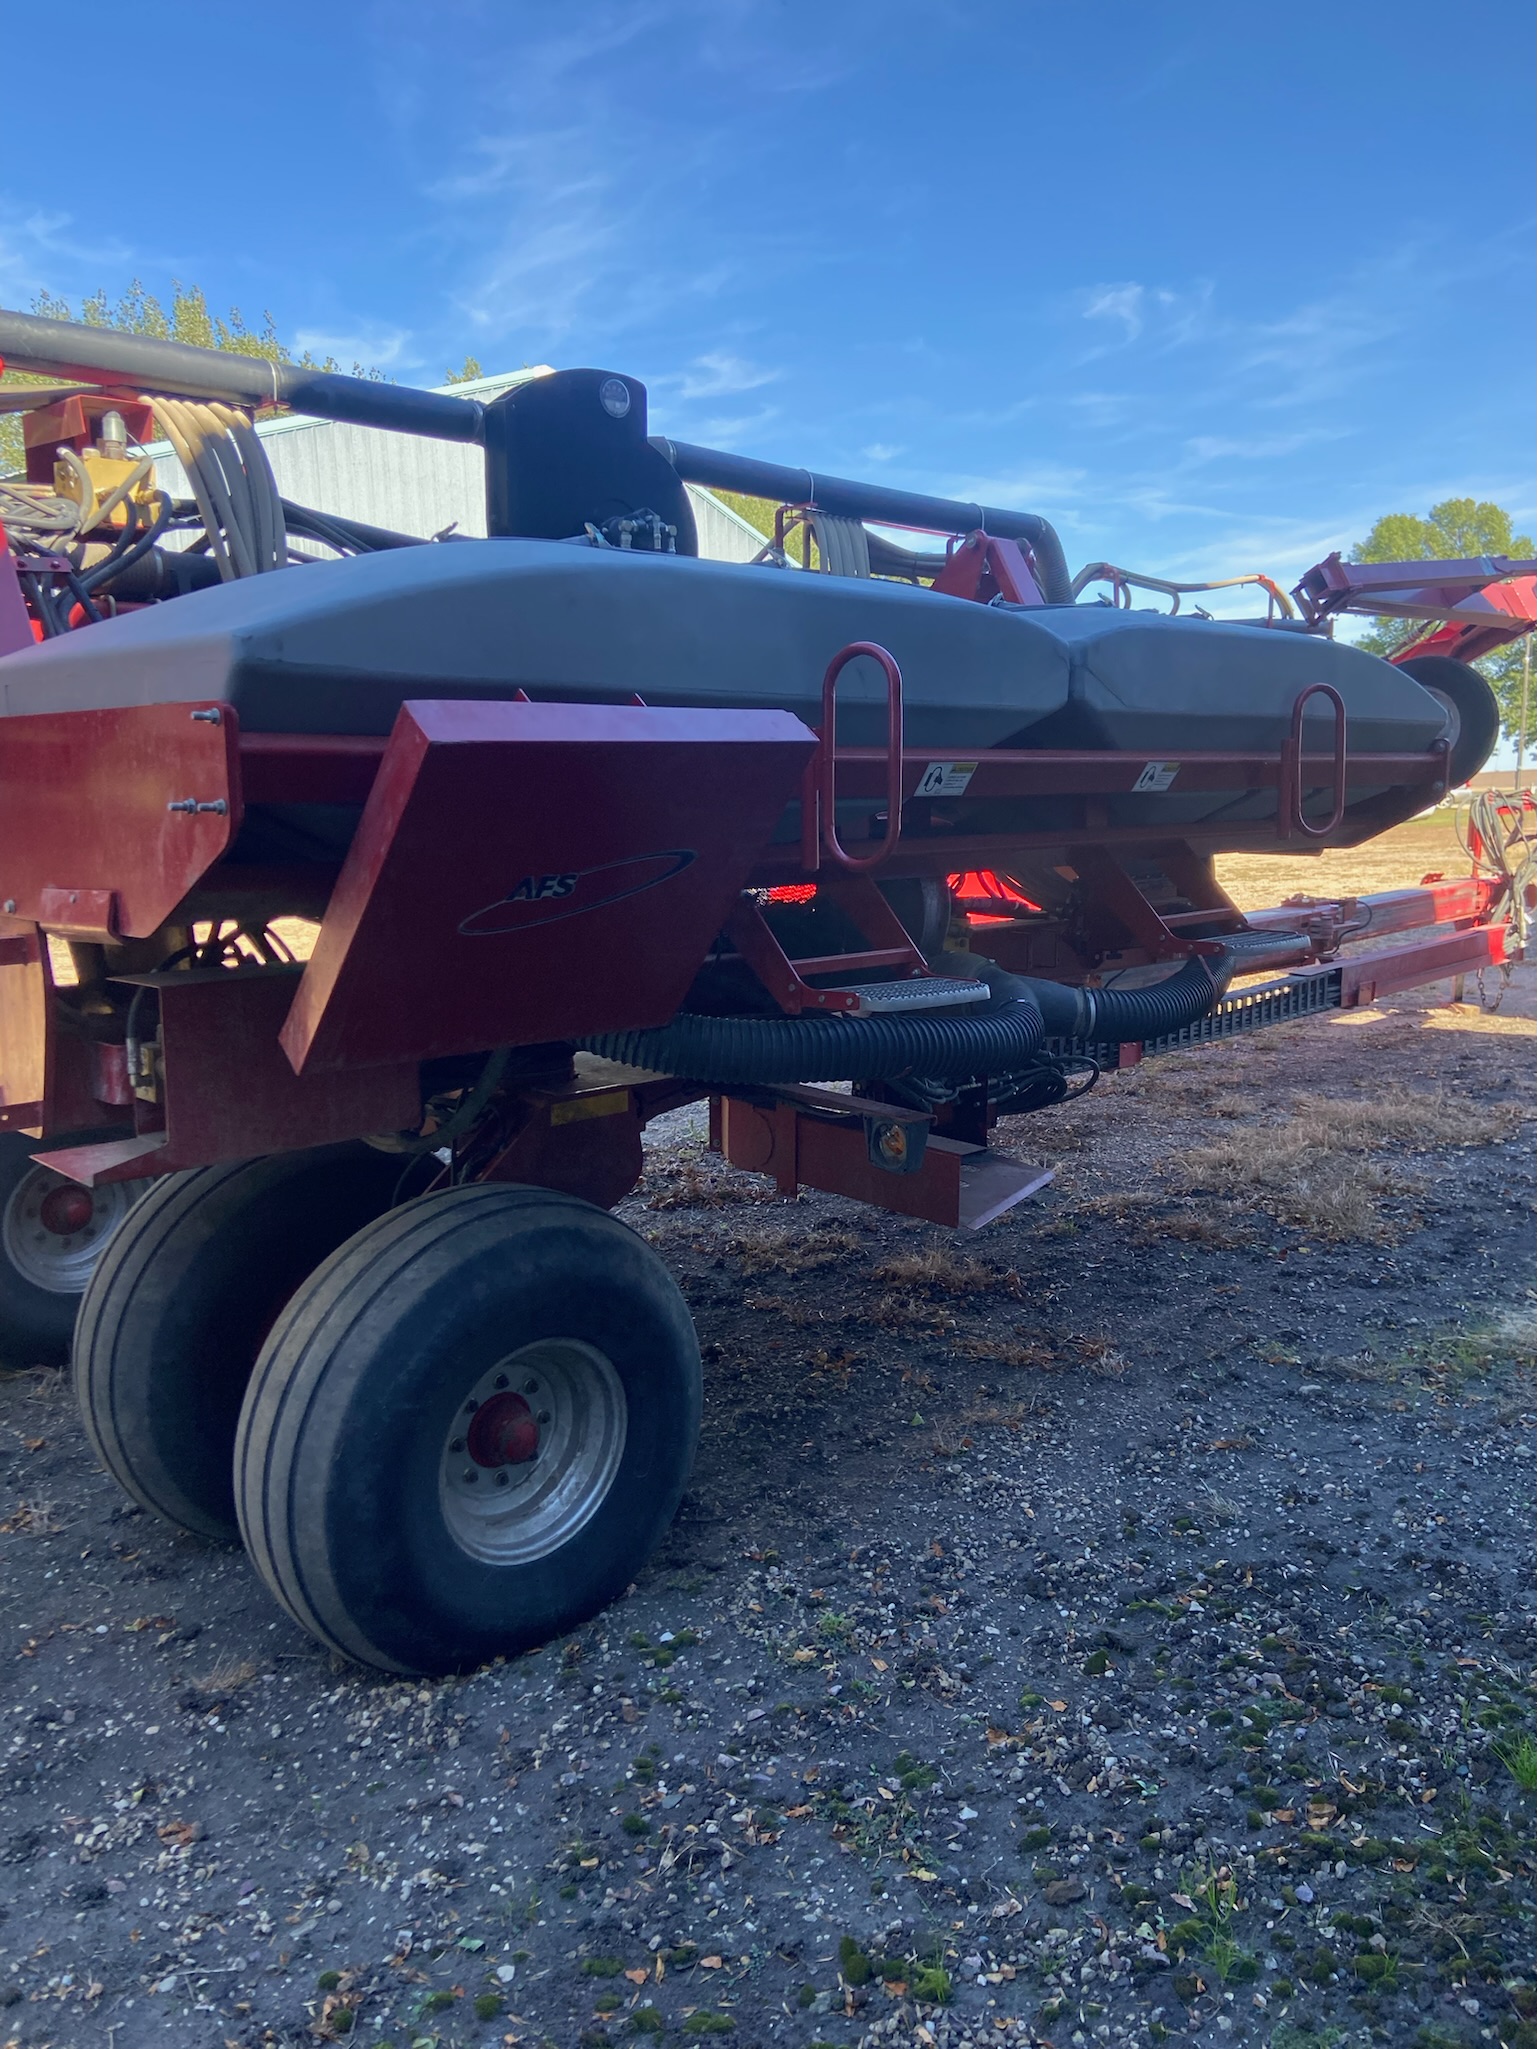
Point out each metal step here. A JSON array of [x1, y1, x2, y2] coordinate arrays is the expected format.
[[821, 976, 990, 1016]]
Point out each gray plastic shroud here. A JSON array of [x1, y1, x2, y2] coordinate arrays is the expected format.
[[0, 537, 1447, 767]]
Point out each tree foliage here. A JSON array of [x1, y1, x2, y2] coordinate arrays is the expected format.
[[1, 281, 389, 475], [443, 355, 484, 384], [1351, 498, 1535, 741]]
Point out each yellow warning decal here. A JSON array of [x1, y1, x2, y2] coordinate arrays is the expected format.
[[549, 1089, 630, 1126]]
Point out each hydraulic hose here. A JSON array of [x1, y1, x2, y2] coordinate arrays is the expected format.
[[582, 945, 1235, 1086]]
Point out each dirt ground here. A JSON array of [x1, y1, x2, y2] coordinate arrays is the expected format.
[[0, 827, 1532, 2049]]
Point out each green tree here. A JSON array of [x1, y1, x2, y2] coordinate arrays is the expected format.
[[2, 281, 398, 476], [1351, 498, 1535, 740], [443, 354, 484, 384]]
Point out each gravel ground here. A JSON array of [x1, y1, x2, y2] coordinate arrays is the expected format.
[[0, 970, 1531, 2049]]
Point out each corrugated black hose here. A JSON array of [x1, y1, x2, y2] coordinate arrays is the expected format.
[[584, 985, 1049, 1085], [975, 950, 1237, 1044], [581, 947, 1234, 1085]]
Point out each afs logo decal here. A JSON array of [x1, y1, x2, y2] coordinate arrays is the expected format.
[[458, 849, 696, 936]]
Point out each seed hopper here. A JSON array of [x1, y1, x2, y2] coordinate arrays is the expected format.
[[0, 307, 1529, 1672]]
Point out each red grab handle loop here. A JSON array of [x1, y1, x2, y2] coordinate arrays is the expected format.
[[1285, 681, 1347, 839], [816, 640, 904, 874]]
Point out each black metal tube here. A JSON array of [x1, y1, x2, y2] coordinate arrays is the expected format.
[[0, 308, 483, 445], [651, 435, 1074, 604], [3, 309, 1071, 590]]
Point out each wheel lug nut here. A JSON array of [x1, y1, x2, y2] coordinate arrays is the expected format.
[[537, 1411, 551, 1426], [463, 1399, 478, 1416], [495, 1471, 510, 1488], [494, 1373, 509, 1390], [463, 1468, 478, 1483], [523, 1380, 539, 1395], [449, 1438, 465, 1454]]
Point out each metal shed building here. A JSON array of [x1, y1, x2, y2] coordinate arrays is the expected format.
[[145, 368, 770, 562]]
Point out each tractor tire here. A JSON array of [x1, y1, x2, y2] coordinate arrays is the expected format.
[[234, 1184, 701, 1675], [0, 1132, 140, 1365], [74, 1145, 402, 1542], [1398, 654, 1502, 790]]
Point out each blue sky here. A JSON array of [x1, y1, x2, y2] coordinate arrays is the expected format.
[[3, 0, 1531, 596]]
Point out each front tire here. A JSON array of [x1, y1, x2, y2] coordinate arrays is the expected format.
[[234, 1185, 701, 1675], [74, 1145, 403, 1541]]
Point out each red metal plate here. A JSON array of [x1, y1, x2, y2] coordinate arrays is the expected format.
[[281, 701, 816, 1073], [0, 701, 239, 937], [161, 972, 419, 1161]]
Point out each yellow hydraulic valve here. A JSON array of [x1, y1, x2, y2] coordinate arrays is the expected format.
[[54, 409, 158, 534]]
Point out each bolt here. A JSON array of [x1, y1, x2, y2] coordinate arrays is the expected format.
[[495, 1471, 511, 1488], [463, 1468, 478, 1484], [190, 708, 221, 723], [494, 1373, 509, 1390], [523, 1379, 539, 1395], [463, 1399, 478, 1415], [449, 1438, 465, 1455], [2, 901, 13, 915], [537, 1411, 551, 1426]]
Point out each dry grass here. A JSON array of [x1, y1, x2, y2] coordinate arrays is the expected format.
[[1214, 811, 1464, 911], [1070, 1334, 1129, 1379], [953, 1334, 1059, 1371], [1171, 1086, 1524, 1242], [647, 1161, 783, 1211], [0, 1497, 61, 1535], [1075, 1191, 1257, 1249], [1429, 1302, 1537, 1382], [1178, 1148, 1416, 1243], [1286, 1088, 1522, 1151], [1149, 1208, 1259, 1249], [728, 1227, 865, 1276], [1197, 1488, 1240, 1524], [1482, 1301, 1537, 1363], [188, 1656, 260, 1700], [930, 1398, 1042, 1458], [871, 1247, 1016, 1296]]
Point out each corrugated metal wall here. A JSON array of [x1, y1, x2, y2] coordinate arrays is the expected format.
[[146, 369, 768, 563]]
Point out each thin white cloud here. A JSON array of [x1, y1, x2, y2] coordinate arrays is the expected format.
[[1083, 283, 1145, 341], [0, 201, 170, 309], [1181, 430, 1340, 465], [686, 405, 782, 445], [294, 325, 416, 370], [1080, 280, 1214, 357], [674, 354, 780, 400]]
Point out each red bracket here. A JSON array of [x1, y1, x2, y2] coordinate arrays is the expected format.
[[930, 531, 1044, 608], [726, 873, 927, 1014]]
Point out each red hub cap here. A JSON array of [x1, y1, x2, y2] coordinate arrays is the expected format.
[[465, 1392, 540, 1468], [38, 1184, 94, 1237]]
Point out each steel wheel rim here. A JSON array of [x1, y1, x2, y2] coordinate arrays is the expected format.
[[1, 1163, 133, 1295], [438, 1340, 627, 1565], [1428, 687, 1462, 751]]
